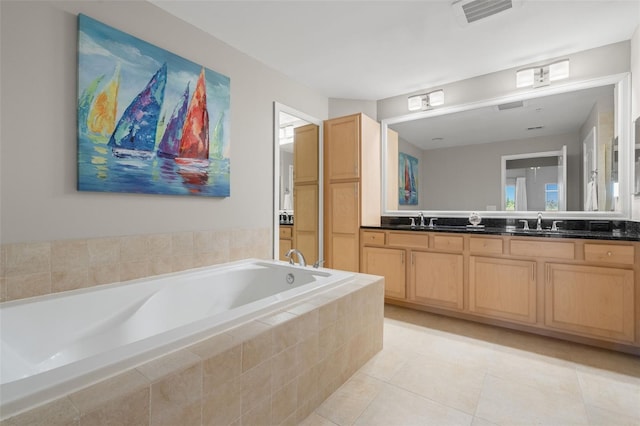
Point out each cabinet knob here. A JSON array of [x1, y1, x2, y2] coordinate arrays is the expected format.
[[607, 251, 612, 256]]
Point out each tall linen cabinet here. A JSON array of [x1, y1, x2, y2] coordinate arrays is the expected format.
[[323, 113, 381, 271]]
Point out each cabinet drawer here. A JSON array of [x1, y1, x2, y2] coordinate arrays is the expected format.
[[433, 235, 463, 252], [279, 227, 292, 239], [584, 243, 634, 265], [510, 240, 574, 260], [470, 237, 503, 255], [361, 231, 386, 246], [388, 232, 428, 249]]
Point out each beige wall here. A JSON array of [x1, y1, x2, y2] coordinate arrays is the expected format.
[[0, 1, 329, 245], [328, 98, 377, 120]]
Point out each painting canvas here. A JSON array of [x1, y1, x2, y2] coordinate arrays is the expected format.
[[398, 152, 418, 205], [77, 14, 230, 197]]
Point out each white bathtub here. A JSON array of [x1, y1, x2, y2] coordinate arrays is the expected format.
[[0, 258, 355, 417]]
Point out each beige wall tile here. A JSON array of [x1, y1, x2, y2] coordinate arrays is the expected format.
[[188, 332, 236, 359], [150, 363, 202, 426], [194, 251, 229, 268], [171, 254, 195, 272], [202, 377, 241, 426], [149, 256, 174, 276], [51, 240, 88, 273], [88, 263, 120, 286], [272, 379, 297, 425], [240, 395, 271, 426], [147, 234, 172, 257], [271, 345, 299, 391], [79, 387, 149, 426], [87, 237, 120, 265], [120, 260, 150, 282], [297, 334, 319, 372], [51, 268, 89, 293], [241, 360, 272, 415], [202, 345, 242, 393], [171, 232, 194, 255], [120, 235, 150, 263], [0, 244, 6, 278], [1, 397, 79, 426], [0, 277, 6, 302], [296, 365, 319, 410], [69, 370, 150, 414], [5, 242, 50, 277], [136, 349, 200, 383], [6, 272, 51, 301], [242, 330, 274, 372]]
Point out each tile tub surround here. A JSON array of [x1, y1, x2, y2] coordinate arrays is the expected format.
[[0, 274, 385, 425], [0, 228, 271, 303]]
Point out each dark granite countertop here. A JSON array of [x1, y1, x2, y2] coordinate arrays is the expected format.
[[366, 217, 640, 242]]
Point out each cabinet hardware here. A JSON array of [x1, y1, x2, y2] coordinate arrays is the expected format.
[[607, 251, 612, 256]]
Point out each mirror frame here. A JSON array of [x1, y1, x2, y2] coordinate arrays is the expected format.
[[381, 73, 632, 220], [273, 102, 324, 260]]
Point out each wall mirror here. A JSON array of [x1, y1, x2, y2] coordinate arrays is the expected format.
[[381, 73, 632, 219], [273, 103, 323, 263]]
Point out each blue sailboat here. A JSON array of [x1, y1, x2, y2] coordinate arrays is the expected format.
[[109, 63, 167, 159]]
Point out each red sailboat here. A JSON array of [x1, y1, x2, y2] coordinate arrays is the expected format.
[[175, 68, 209, 171]]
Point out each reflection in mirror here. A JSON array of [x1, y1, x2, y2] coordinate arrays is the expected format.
[[382, 74, 632, 218]]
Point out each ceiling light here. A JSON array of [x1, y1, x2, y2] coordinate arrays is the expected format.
[[516, 59, 570, 88], [408, 90, 445, 111]]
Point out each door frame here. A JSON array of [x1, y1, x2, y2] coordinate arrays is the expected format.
[[273, 102, 323, 261]]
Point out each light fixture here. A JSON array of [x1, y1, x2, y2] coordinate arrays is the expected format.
[[516, 59, 570, 88], [407, 89, 445, 111]]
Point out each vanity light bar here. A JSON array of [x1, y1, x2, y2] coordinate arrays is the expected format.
[[408, 90, 445, 111], [516, 59, 570, 88]]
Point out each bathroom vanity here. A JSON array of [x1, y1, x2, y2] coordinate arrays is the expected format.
[[360, 224, 640, 354]]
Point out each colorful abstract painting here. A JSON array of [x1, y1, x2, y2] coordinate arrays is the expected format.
[[77, 14, 230, 197], [399, 152, 418, 205]]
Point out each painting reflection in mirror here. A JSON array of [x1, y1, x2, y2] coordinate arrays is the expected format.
[[399, 152, 419, 205], [386, 84, 620, 212]]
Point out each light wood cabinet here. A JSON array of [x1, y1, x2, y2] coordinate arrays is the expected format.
[[362, 246, 406, 299], [360, 228, 639, 353], [469, 256, 537, 324], [279, 226, 293, 261], [411, 251, 463, 310], [324, 113, 380, 271], [545, 263, 635, 343], [293, 124, 319, 265]]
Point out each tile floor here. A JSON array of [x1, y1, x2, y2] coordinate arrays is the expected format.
[[302, 304, 640, 426]]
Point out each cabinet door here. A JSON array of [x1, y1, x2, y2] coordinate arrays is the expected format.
[[363, 246, 406, 299], [293, 184, 318, 264], [545, 263, 634, 343], [294, 124, 319, 184], [279, 238, 292, 262], [411, 251, 463, 310], [469, 256, 537, 324], [324, 114, 360, 181], [325, 182, 359, 271]]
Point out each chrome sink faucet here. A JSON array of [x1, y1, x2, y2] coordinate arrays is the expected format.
[[551, 221, 563, 231], [519, 220, 530, 230], [285, 249, 306, 267], [418, 212, 426, 227], [536, 212, 543, 231], [428, 218, 438, 228]]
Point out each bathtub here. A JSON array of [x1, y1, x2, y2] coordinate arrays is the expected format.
[[0, 258, 355, 417]]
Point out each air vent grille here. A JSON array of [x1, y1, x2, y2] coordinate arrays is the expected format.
[[497, 100, 524, 111], [461, 0, 513, 23]]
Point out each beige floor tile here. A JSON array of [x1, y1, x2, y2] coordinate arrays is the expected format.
[[357, 347, 410, 381], [577, 369, 640, 421], [476, 374, 589, 425], [487, 350, 582, 394], [353, 383, 473, 426], [585, 403, 640, 426], [388, 352, 486, 414], [471, 416, 498, 426], [316, 372, 384, 426], [299, 413, 339, 426]]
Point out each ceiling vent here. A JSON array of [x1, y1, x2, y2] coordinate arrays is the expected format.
[[497, 100, 524, 111], [452, 0, 521, 25]]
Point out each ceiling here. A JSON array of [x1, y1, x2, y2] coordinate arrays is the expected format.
[[150, 0, 639, 101]]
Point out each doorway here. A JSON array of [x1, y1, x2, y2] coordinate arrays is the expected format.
[[273, 103, 323, 264]]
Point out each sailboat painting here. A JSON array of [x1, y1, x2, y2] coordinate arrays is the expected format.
[[398, 152, 418, 205], [77, 14, 231, 197]]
